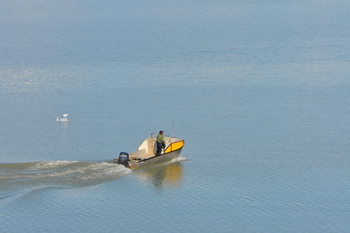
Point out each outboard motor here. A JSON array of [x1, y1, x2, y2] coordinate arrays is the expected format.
[[115, 152, 129, 167]]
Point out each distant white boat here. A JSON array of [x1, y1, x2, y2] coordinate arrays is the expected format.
[[56, 114, 68, 122]]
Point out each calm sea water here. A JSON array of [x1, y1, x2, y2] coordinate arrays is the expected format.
[[1, 0, 350, 232]]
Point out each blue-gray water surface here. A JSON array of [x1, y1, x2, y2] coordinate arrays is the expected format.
[[1, 0, 350, 232]]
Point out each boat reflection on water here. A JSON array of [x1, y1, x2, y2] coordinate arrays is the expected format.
[[132, 160, 184, 192]]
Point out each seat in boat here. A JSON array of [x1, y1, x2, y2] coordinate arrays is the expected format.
[[129, 149, 154, 160]]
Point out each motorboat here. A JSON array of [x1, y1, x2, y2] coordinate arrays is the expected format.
[[114, 133, 184, 169]]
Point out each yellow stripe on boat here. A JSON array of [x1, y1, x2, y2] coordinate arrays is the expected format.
[[164, 140, 184, 154]]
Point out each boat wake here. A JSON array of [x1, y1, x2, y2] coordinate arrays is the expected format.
[[172, 154, 187, 162], [0, 160, 130, 202]]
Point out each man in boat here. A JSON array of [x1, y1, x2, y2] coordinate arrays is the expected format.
[[156, 131, 166, 156]]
